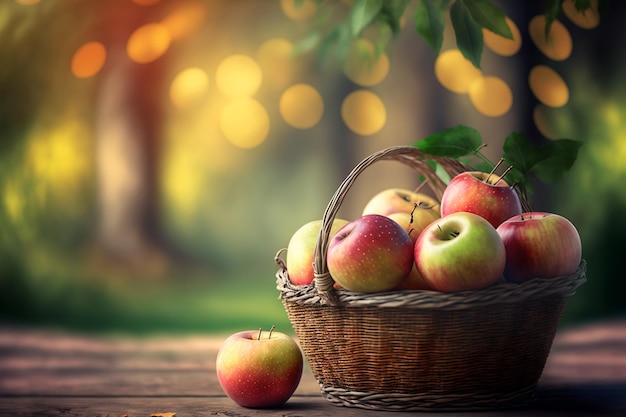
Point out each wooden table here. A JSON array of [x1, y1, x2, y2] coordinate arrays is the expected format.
[[1, 319, 625, 416]]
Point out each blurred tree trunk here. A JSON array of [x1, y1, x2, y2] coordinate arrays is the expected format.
[[93, 2, 167, 263]]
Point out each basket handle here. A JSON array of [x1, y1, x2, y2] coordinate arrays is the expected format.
[[312, 146, 472, 304]]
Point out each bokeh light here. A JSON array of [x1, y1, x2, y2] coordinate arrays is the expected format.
[[257, 38, 296, 88], [280, 0, 316, 21], [468, 76, 513, 117], [219, 97, 270, 149], [529, 65, 569, 108], [483, 17, 522, 56], [169, 67, 209, 109], [71, 41, 107, 79], [127, 23, 171, 64], [279, 84, 323, 129], [533, 105, 560, 140], [341, 90, 387, 136], [15, 0, 41, 5], [563, 0, 600, 29], [435, 49, 482, 93], [132, 0, 162, 5], [343, 38, 390, 87], [529, 15, 572, 61], [161, 2, 207, 41], [216, 54, 263, 99]]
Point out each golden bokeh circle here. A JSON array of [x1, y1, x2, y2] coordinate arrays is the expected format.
[[71, 41, 107, 78], [341, 90, 387, 136], [279, 84, 324, 129], [529, 65, 569, 108], [435, 49, 482, 94], [127, 23, 171, 64], [280, 0, 316, 21], [563, 0, 600, 29], [468, 76, 513, 117], [215, 54, 263, 99], [169, 67, 209, 109], [219, 97, 270, 149], [343, 39, 390, 87], [529, 15, 572, 61], [257, 38, 296, 88], [483, 17, 522, 56]]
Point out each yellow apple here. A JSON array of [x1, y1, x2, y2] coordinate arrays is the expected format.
[[363, 188, 440, 218], [387, 210, 439, 244]]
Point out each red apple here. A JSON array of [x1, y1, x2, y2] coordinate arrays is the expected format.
[[496, 212, 582, 282], [362, 187, 440, 218], [414, 212, 506, 292], [216, 326, 303, 408], [441, 171, 522, 228], [286, 218, 349, 285], [327, 214, 414, 292]]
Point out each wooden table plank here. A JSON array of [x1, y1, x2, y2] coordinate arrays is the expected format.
[[0, 319, 625, 416]]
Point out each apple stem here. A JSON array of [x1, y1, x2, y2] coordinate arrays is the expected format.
[[257, 328, 262, 341], [493, 165, 514, 186], [268, 325, 275, 339], [486, 158, 505, 184]]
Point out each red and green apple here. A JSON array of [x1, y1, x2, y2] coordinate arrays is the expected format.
[[414, 212, 506, 292], [216, 326, 303, 409], [441, 171, 522, 228], [327, 214, 414, 292], [286, 218, 349, 285], [496, 212, 582, 282]]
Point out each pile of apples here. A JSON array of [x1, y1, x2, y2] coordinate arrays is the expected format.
[[287, 171, 582, 293]]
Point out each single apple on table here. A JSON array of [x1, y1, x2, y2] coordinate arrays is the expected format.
[[327, 214, 414, 292], [286, 218, 349, 285], [414, 212, 506, 292], [496, 212, 582, 282], [362, 187, 440, 218], [216, 326, 303, 409], [441, 171, 522, 228]]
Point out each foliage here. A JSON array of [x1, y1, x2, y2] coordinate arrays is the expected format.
[[296, 0, 604, 69], [414, 125, 582, 207]]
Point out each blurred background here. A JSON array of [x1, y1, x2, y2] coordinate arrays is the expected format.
[[0, 0, 624, 335]]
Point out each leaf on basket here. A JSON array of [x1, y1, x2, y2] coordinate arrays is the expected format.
[[414, 125, 483, 158]]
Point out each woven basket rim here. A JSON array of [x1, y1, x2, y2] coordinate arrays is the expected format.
[[277, 255, 586, 309]]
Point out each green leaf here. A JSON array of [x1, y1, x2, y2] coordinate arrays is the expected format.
[[544, 0, 562, 37], [414, 0, 448, 56], [381, 0, 411, 35], [531, 139, 582, 183], [574, 0, 592, 11], [349, 0, 383, 37], [450, 0, 484, 69], [462, 0, 512, 39], [502, 131, 537, 175], [503, 132, 582, 184], [415, 125, 483, 158]]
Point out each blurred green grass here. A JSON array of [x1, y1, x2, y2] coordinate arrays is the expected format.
[[0, 246, 292, 336]]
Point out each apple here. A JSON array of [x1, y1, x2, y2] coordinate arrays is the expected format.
[[216, 326, 303, 409], [362, 187, 440, 218], [387, 210, 438, 244], [327, 214, 414, 292], [414, 212, 506, 292], [440, 171, 522, 228], [286, 218, 349, 285], [395, 263, 433, 290], [496, 212, 582, 282]]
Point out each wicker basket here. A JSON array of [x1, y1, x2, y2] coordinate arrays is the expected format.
[[275, 146, 587, 411]]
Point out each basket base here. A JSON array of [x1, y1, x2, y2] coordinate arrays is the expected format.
[[320, 383, 538, 412]]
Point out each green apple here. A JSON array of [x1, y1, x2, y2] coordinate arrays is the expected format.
[[414, 212, 506, 292], [327, 214, 414, 292], [362, 187, 440, 218], [286, 218, 349, 285], [216, 326, 303, 408]]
